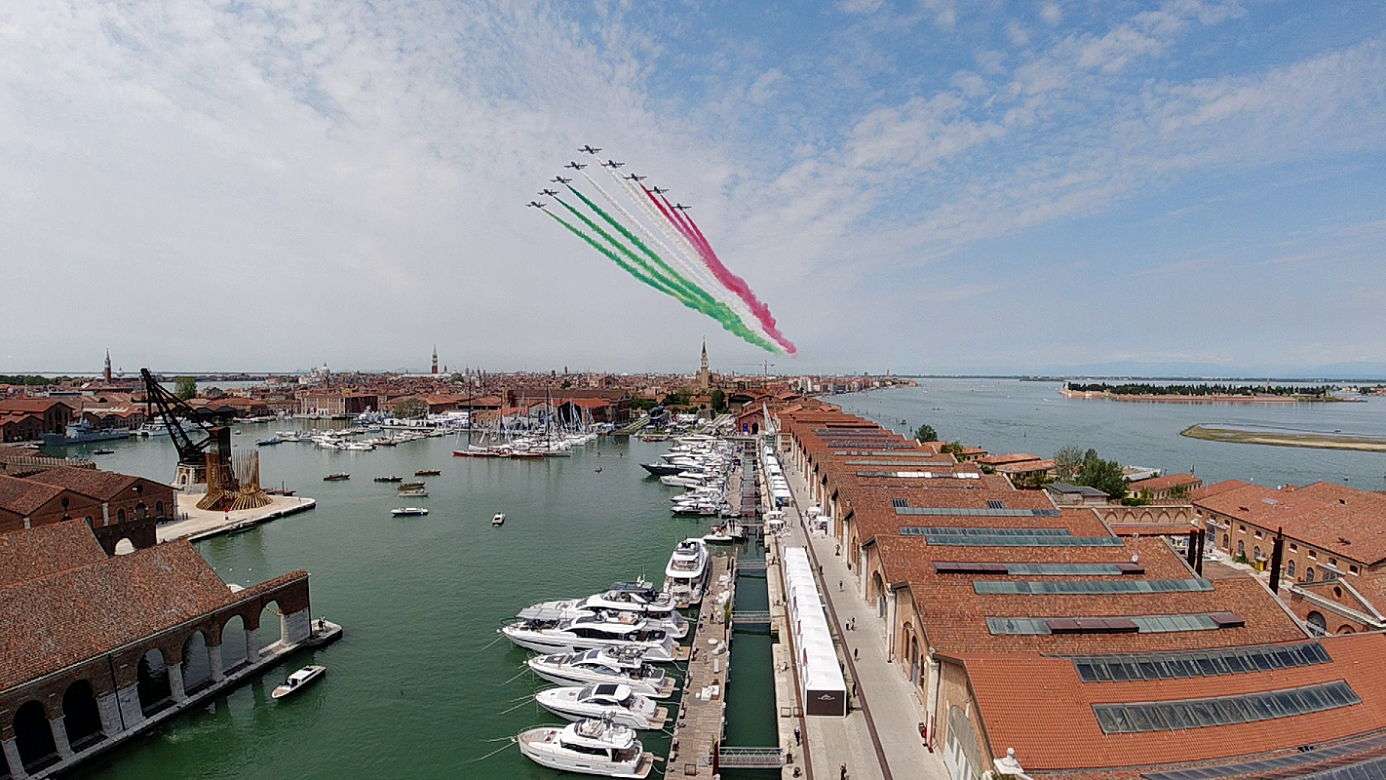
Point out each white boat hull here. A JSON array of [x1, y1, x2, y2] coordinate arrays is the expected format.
[[518, 730, 652, 779]]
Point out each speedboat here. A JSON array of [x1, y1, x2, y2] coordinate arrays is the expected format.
[[391, 507, 429, 516], [492, 512, 505, 526], [639, 462, 684, 477], [536, 684, 668, 730], [323, 473, 350, 481], [271, 665, 326, 700], [374, 475, 403, 483], [527, 647, 674, 698], [500, 614, 678, 661], [664, 538, 710, 606], [518, 719, 653, 778]]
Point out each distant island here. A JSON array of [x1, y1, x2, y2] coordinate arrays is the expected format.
[[1182, 424, 1386, 452], [1061, 382, 1348, 404]]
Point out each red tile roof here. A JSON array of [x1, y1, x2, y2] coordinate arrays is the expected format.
[[25, 466, 139, 501], [1129, 473, 1202, 493], [1196, 482, 1386, 564], [964, 633, 1386, 773], [0, 474, 67, 516], [0, 520, 107, 587]]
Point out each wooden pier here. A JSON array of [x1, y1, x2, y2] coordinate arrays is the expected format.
[[668, 554, 735, 778]]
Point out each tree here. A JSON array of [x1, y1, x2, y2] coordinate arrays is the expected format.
[[1054, 444, 1084, 482], [392, 397, 429, 419], [1076, 449, 1129, 501], [940, 441, 965, 458], [174, 376, 197, 401], [710, 388, 726, 413], [914, 423, 938, 443]]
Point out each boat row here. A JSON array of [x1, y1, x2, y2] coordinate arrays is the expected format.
[[505, 540, 717, 777]]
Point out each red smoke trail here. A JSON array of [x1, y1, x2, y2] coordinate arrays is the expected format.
[[644, 188, 796, 355]]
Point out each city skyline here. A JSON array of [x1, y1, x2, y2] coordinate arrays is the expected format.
[[3, 1, 1384, 374]]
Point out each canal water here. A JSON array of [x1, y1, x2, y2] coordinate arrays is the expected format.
[[66, 428, 728, 779], [837, 379, 1386, 489]]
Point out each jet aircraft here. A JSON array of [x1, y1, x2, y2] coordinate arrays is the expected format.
[[540, 189, 559, 197], [565, 161, 587, 170], [552, 176, 572, 184], [672, 203, 691, 211], [579, 145, 602, 154], [625, 174, 646, 182], [602, 160, 625, 169], [650, 186, 669, 194], [527, 201, 548, 209]]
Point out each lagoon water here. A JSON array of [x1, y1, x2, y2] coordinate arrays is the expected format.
[[62, 379, 1386, 777], [838, 379, 1386, 490]]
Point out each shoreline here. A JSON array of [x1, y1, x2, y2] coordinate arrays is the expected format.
[[1180, 424, 1386, 452], [1059, 388, 1348, 404]]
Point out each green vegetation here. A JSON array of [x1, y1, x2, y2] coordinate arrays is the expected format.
[[660, 391, 691, 408], [392, 397, 429, 418], [914, 423, 938, 443], [0, 375, 71, 386], [1066, 381, 1331, 398], [1053, 444, 1084, 482], [1075, 448, 1128, 501], [629, 397, 659, 412], [174, 376, 198, 400], [940, 441, 964, 458], [711, 388, 726, 414]]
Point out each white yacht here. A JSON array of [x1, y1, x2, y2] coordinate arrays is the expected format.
[[500, 614, 679, 661], [535, 684, 668, 730], [664, 538, 711, 606], [518, 585, 688, 638], [518, 719, 653, 779], [527, 647, 676, 698]]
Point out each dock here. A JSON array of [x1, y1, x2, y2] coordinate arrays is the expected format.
[[160, 493, 317, 543], [668, 554, 734, 778]]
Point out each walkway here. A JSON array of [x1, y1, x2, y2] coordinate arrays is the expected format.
[[159, 493, 317, 543], [668, 554, 733, 778], [777, 454, 951, 780]]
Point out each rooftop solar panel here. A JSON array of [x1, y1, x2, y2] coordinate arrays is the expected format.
[[975, 579, 1214, 595]]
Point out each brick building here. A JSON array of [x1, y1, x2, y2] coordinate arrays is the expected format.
[[0, 400, 75, 442], [0, 521, 314, 779]]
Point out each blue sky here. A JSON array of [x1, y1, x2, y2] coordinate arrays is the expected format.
[[1, 1, 1383, 375]]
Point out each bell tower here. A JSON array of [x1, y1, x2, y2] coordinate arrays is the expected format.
[[697, 340, 710, 392]]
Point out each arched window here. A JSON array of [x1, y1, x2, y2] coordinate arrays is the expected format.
[[1254, 546, 1262, 561], [117, 508, 126, 523], [1306, 567, 1315, 583], [1222, 533, 1229, 549], [1237, 540, 1245, 557], [1307, 611, 1327, 636], [156, 500, 165, 519], [1287, 559, 1296, 578]]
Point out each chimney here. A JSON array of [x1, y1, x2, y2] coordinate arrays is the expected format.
[[1194, 529, 1205, 576], [1186, 530, 1199, 569], [1269, 527, 1285, 594]]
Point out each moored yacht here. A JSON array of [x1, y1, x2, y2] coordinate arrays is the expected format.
[[517, 719, 653, 779], [664, 538, 710, 606], [517, 582, 688, 638], [527, 647, 675, 698], [535, 684, 668, 730], [500, 613, 678, 661]]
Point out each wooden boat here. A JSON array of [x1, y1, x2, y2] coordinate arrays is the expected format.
[[271, 665, 326, 700], [323, 473, 350, 482], [415, 469, 441, 476]]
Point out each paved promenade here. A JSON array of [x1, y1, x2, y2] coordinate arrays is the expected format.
[[158, 493, 317, 543], [776, 455, 950, 780]]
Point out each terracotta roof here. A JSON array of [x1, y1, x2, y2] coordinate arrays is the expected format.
[[963, 633, 1386, 773], [0, 521, 107, 588], [996, 458, 1056, 474], [1130, 473, 1202, 493], [977, 452, 1041, 466], [1108, 523, 1199, 537], [1196, 483, 1386, 565], [0, 474, 67, 516], [0, 399, 74, 413], [1190, 479, 1248, 501], [25, 466, 139, 501]]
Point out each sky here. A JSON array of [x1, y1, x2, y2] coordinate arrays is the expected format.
[[2, 0, 1384, 376]]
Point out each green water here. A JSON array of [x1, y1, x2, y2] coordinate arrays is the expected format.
[[68, 427, 737, 779]]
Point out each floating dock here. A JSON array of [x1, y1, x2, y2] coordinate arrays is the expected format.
[[668, 554, 735, 778]]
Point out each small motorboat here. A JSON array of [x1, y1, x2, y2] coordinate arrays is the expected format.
[[399, 481, 425, 489], [271, 665, 326, 700], [415, 469, 441, 476], [492, 513, 505, 526], [323, 473, 351, 482], [93, 448, 115, 455], [392, 507, 429, 517], [517, 719, 653, 778], [398, 487, 428, 497], [374, 475, 403, 483], [594, 466, 603, 473]]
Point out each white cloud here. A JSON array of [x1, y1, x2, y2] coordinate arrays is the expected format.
[[748, 68, 786, 104], [1039, 2, 1063, 27]]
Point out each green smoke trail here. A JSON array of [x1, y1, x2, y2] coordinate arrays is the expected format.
[[545, 210, 778, 353], [565, 185, 714, 307], [556, 192, 776, 352], [552, 198, 690, 304]]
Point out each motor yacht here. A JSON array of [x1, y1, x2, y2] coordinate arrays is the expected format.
[[500, 614, 678, 661], [526, 647, 674, 698], [535, 684, 668, 730], [664, 538, 710, 606], [391, 507, 428, 516], [517, 719, 653, 778], [517, 583, 688, 638]]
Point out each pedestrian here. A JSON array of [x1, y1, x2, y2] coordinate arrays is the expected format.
[[853, 647, 859, 661], [794, 725, 801, 745], [840, 762, 848, 780], [839, 579, 844, 592]]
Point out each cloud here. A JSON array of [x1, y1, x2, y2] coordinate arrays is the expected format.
[[1039, 3, 1063, 27]]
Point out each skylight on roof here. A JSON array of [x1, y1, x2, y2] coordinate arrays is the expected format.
[[1092, 681, 1360, 734], [1067, 642, 1331, 683]]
